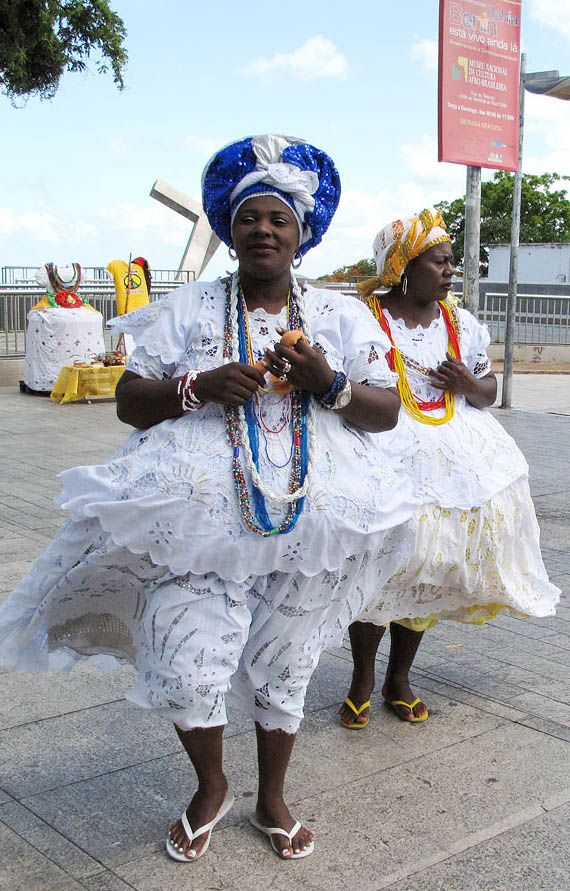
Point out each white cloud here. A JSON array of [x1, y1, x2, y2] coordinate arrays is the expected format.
[[400, 135, 467, 196], [0, 201, 196, 269], [410, 38, 438, 72], [0, 209, 74, 243], [301, 169, 470, 278], [241, 36, 349, 83], [523, 91, 570, 176], [183, 136, 222, 159], [527, 0, 570, 39], [95, 201, 197, 254], [108, 138, 131, 158], [98, 202, 185, 234]]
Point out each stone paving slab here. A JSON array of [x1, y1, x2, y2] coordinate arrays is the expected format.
[[110, 724, 569, 891], [81, 875, 136, 891], [494, 372, 570, 414], [0, 821, 86, 891], [384, 799, 570, 891], [0, 690, 504, 872], [0, 800, 104, 881], [0, 662, 136, 730], [1, 701, 187, 798], [481, 645, 570, 681]]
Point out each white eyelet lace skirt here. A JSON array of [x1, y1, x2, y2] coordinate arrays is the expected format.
[[359, 476, 559, 627]]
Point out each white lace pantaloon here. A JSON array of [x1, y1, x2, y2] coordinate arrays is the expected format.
[[0, 517, 409, 734]]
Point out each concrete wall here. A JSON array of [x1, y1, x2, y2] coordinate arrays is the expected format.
[[0, 358, 25, 388], [487, 343, 570, 365], [456, 280, 570, 303], [487, 244, 570, 284]]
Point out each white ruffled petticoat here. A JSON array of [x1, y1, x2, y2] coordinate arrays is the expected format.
[[359, 305, 559, 627]]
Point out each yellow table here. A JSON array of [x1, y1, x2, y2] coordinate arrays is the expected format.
[[50, 364, 125, 404]]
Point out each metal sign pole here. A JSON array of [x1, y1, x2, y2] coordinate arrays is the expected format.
[[501, 53, 526, 409], [463, 165, 481, 316]]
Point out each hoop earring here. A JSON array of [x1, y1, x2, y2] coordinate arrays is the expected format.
[[291, 252, 302, 270], [401, 273, 408, 295], [228, 245, 238, 262]]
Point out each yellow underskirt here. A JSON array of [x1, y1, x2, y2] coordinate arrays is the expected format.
[[394, 602, 518, 632]]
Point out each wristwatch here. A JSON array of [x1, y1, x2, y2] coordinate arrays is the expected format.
[[331, 378, 352, 410], [316, 372, 352, 410]]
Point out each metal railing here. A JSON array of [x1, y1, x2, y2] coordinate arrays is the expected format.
[[3, 281, 570, 358], [0, 266, 194, 285], [306, 284, 570, 344], [0, 282, 185, 357], [482, 292, 570, 343]]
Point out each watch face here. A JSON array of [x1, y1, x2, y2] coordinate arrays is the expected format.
[[335, 381, 352, 409]]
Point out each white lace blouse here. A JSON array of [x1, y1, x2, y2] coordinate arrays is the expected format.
[[373, 306, 528, 509], [55, 279, 417, 582]]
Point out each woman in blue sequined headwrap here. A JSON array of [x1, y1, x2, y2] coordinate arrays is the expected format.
[[0, 135, 418, 864]]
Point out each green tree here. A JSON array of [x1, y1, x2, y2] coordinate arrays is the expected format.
[[318, 258, 376, 282], [436, 171, 570, 272], [0, 0, 127, 102]]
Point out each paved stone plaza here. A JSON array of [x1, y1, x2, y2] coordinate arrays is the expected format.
[[0, 385, 569, 890]]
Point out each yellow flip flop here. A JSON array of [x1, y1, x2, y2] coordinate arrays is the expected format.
[[340, 696, 371, 729], [385, 697, 428, 723]]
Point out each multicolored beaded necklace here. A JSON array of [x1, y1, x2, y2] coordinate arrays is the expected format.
[[367, 295, 462, 426], [45, 263, 82, 293], [223, 275, 310, 536]]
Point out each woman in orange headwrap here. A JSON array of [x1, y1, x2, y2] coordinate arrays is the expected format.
[[339, 209, 559, 729]]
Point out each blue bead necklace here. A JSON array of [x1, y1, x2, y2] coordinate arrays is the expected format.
[[223, 277, 309, 536]]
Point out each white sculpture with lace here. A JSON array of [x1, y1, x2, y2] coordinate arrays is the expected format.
[[23, 264, 106, 393]]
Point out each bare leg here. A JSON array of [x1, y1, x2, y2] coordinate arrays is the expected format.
[[253, 723, 314, 858], [339, 620, 386, 727], [168, 724, 228, 859], [381, 622, 428, 721]]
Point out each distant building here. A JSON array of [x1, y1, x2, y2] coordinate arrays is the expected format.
[[487, 243, 570, 284]]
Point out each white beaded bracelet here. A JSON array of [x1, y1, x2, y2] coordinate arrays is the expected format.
[[177, 371, 206, 412]]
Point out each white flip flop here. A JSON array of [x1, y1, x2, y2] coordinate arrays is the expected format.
[[249, 814, 314, 859], [166, 789, 234, 862]]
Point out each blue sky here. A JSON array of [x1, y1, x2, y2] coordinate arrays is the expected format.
[[1, 0, 569, 280]]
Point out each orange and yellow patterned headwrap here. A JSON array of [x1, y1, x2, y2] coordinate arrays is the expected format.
[[357, 208, 451, 298]]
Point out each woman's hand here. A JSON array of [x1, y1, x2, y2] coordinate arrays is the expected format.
[[429, 352, 497, 408], [263, 329, 335, 396], [262, 329, 400, 432], [194, 362, 267, 405], [115, 362, 267, 429]]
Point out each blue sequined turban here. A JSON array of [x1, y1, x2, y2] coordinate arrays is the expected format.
[[201, 134, 341, 256]]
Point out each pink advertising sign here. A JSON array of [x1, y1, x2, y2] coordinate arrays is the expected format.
[[438, 0, 522, 170]]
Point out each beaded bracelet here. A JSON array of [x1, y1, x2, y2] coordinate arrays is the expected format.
[[177, 371, 206, 412], [314, 371, 348, 409]]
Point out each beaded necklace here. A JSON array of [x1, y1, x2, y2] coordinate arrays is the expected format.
[[256, 393, 293, 469], [367, 295, 462, 426], [45, 263, 82, 293], [223, 274, 314, 536], [255, 392, 291, 435]]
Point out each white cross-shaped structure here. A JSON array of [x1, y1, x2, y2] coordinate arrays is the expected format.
[[150, 179, 221, 280]]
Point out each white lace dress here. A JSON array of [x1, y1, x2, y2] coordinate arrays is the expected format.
[[359, 305, 559, 628], [0, 280, 417, 732]]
